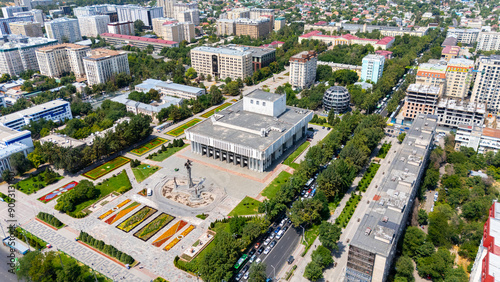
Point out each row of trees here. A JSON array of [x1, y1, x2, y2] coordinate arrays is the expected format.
[[37, 212, 64, 228], [79, 231, 135, 265]]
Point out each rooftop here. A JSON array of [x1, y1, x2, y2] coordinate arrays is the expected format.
[[100, 33, 178, 45], [442, 45, 460, 56], [111, 93, 182, 113], [84, 48, 124, 60], [192, 46, 251, 56], [0, 99, 69, 125], [136, 79, 204, 95], [0, 35, 57, 52], [407, 84, 441, 95], [447, 58, 474, 67], [246, 89, 282, 102], [417, 62, 447, 72], [40, 133, 86, 148], [437, 98, 485, 113], [224, 45, 275, 57], [37, 43, 89, 52], [442, 36, 458, 46], [482, 128, 500, 139]]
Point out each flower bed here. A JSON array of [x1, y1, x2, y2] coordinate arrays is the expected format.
[[83, 156, 131, 180], [117, 206, 157, 232], [163, 225, 195, 251], [133, 213, 175, 242], [166, 119, 201, 137], [98, 199, 131, 220], [152, 220, 187, 247], [38, 181, 78, 203], [164, 238, 180, 251], [105, 202, 139, 225], [130, 137, 168, 156]]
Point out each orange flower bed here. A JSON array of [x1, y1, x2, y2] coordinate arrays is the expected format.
[[98, 210, 113, 220], [105, 202, 140, 225], [117, 199, 131, 208], [180, 225, 195, 237], [164, 238, 180, 251], [152, 220, 187, 247], [98, 199, 132, 220], [162, 225, 195, 251]]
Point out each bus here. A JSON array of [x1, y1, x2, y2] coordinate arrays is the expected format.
[[305, 178, 314, 188], [234, 254, 248, 269]]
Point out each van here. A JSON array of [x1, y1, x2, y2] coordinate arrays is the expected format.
[[147, 188, 153, 196], [276, 230, 284, 240]]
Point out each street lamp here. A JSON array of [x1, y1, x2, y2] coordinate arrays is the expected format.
[[300, 225, 306, 246], [270, 265, 276, 280]]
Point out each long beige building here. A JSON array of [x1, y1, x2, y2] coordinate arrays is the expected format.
[[77, 15, 110, 37], [217, 18, 271, 39], [83, 48, 130, 86], [190, 46, 253, 80], [8, 21, 43, 37], [35, 43, 90, 78]]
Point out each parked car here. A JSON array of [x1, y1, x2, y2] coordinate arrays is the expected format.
[[264, 238, 271, 245], [270, 240, 277, 248], [258, 247, 265, 254], [249, 254, 256, 263], [287, 256, 295, 264], [264, 246, 271, 254], [254, 243, 260, 249], [242, 265, 249, 273], [249, 249, 255, 256], [235, 272, 243, 281], [243, 272, 249, 280]]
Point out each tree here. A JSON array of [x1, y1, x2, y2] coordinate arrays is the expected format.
[[318, 221, 341, 251], [249, 262, 266, 282], [330, 69, 359, 86], [209, 85, 223, 105], [395, 255, 414, 282], [289, 198, 324, 227], [316, 65, 333, 81], [28, 152, 44, 169], [2, 169, 13, 182], [303, 261, 323, 281], [402, 226, 427, 259], [185, 67, 198, 79], [10, 152, 32, 175], [198, 231, 241, 282], [134, 20, 145, 32], [398, 132, 406, 143], [207, 74, 212, 82], [223, 81, 240, 96], [418, 209, 428, 225]]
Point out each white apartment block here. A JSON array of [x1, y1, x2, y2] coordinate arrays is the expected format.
[[107, 21, 134, 35], [445, 58, 474, 99], [157, 0, 175, 18], [249, 8, 274, 19], [224, 8, 250, 20], [2, 6, 29, 18], [116, 5, 163, 27], [446, 28, 480, 44], [175, 9, 199, 25], [361, 54, 385, 84], [153, 18, 194, 42], [477, 32, 500, 51], [471, 55, 500, 112], [77, 15, 110, 37], [36, 43, 90, 78], [45, 17, 82, 43], [0, 35, 57, 76], [83, 48, 130, 86], [289, 51, 317, 89], [190, 46, 253, 80], [9, 21, 43, 37], [73, 5, 116, 17], [13, 10, 44, 27], [435, 98, 486, 128]]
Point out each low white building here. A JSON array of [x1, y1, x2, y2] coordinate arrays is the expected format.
[[111, 93, 182, 123], [0, 125, 34, 174], [135, 78, 205, 100], [435, 98, 486, 129], [0, 99, 72, 130]]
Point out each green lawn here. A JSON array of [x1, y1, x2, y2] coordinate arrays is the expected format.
[[130, 137, 169, 156], [83, 156, 131, 180], [73, 171, 132, 214], [301, 224, 320, 256], [132, 164, 160, 182], [16, 170, 63, 195], [228, 196, 261, 217], [166, 119, 201, 137], [200, 103, 232, 118], [284, 141, 310, 167], [261, 171, 292, 200], [150, 144, 189, 162]]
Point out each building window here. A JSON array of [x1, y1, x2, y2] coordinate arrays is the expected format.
[[263, 102, 266, 106], [256, 101, 259, 105], [251, 99, 254, 104]]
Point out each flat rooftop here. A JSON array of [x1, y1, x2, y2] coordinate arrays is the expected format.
[[246, 89, 282, 102], [407, 84, 441, 95], [37, 43, 89, 52], [186, 100, 311, 151], [437, 98, 485, 113], [40, 134, 86, 148], [350, 114, 437, 257], [192, 46, 251, 56], [224, 45, 275, 57], [0, 99, 68, 125], [84, 48, 124, 60], [136, 79, 204, 95]]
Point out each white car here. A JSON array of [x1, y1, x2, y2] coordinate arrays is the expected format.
[[269, 233, 275, 240], [264, 246, 271, 254], [243, 272, 249, 280], [264, 238, 271, 245], [255, 257, 261, 264], [249, 254, 256, 263]]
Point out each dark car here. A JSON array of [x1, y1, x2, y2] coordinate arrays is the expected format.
[[235, 272, 243, 281], [249, 249, 256, 256], [287, 256, 295, 264], [258, 247, 265, 254], [242, 265, 249, 272], [283, 226, 288, 232], [270, 240, 276, 248]]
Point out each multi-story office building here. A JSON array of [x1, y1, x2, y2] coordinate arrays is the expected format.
[[190, 46, 253, 80], [8, 21, 43, 37], [235, 18, 271, 39], [0, 100, 72, 130], [445, 58, 474, 99], [0, 35, 57, 76], [175, 9, 199, 26], [135, 78, 205, 100], [242, 46, 275, 72], [100, 32, 178, 51], [361, 54, 385, 84], [477, 32, 500, 51], [289, 51, 317, 89], [415, 62, 447, 91], [152, 18, 194, 42], [185, 90, 313, 172], [73, 4, 117, 17], [157, 0, 175, 18], [2, 6, 29, 18], [299, 31, 395, 50], [0, 15, 34, 35], [13, 10, 43, 27], [274, 17, 285, 31], [45, 17, 82, 43], [0, 125, 34, 174], [116, 5, 163, 27], [446, 28, 480, 44], [83, 48, 130, 86], [77, 15, 110, 37], [402, 84, 442, 119], [346, 114, 437, 282], [441, 45, 460, 61], [435, 98, 485, 128], [471, 55, 500, 112], [36, 43, 90, 78], [107, 21, 134, 35]]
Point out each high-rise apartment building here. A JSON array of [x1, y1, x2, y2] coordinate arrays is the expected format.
[[249, 8, 274, 19], [190, 46, 253, 80], [402, 84, 442, 119], [0, 35, 57, 76], [361, 54, 385, 84], [175, 9, 199, 25], [83, 48, 130, 86], [45, 17, 82, 43], [0, 15, 34, 35], [152, 18, 194, 43], [445, 58, 474, 99], [471, 55, 500, 111], [107, 21, 134, 35], [14, 0, 32, 9], [13, 10, 43, 27], [2, 6, 29, 18], [36, 43, 90, 78], [9, 21, 43, 37], [446, 28, 480, 44], [73, 4, 117, 17], [477, 32, 500, 51], [289, 51, 317, 89], [116, 5, 163, 27], [157, 0, 175, 18], [77, 15, 110, 37], [274, 17, 285, 31], [224, 8, 250, 20], [216, 19, 236, 36], [235, 18, 271, 39], [415, 62, 447, 90]]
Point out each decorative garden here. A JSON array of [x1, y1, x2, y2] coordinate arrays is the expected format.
[[200, 103, 232, 118], [98, 199, 131, 220], [129, 137, 168, 156], [152, 220, 187, 247], [133, 213, 175, 241], [83, 156, 131, 180], [38, 181, 78, 203], [164, 225, 195, 251], [117, 206, 157, 232], [105, 202, 140, 224], [16, 168, 63, 195], [166, 119, 201, 137]]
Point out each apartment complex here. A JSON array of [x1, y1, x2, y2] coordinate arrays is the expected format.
[[435, 98, 486, 128], [415, 62, 447, 90], [0, 125, 34, 175], [217, 18, 271, 39], [36, 43, 90, 78], [2, 6, 29, 18], [441, 45, 460, 61], [446, 28, 480, 44], [157, 0, 174, 18], [190, 46, 253, 80], [289, 51, 317, 89], [0, 100, 72, 130], [77, 15, 110, 37], [0, 35, 57, 76], [221, 8, 250, 20], [152, 18, 194, 43], [83, 48, 130, 86], [45, 18, 82, 43], [402, 84, 442, 119], [8, 21, 43, 37], [135, 78, 205, 100], [0, 15, 34, 35], [107, 21, 134, 35], [116, 5, 163, 27], [471, 55, 500, 112], [477, 32, 500, 51], [299, 30, 395, 50], [100, 32, 178, 51], [274, 17, 285, 31], [73, 4, 117, 17], [445, 58, 474, 99], [346, 114, 436, 282], [361, 54, 385, 84], [13, 10, 43, 27], [173, 3, 199, 25]]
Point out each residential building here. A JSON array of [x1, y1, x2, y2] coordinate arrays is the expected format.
[[455, 124, 483, 152], [39, 134, 86, 149], [111, 92, 182, 122], [446, 28, 480, 44], [0, 35, 57, 76], [73, 5, 117, 17], [2, 6, 29, 18], [0, 15, 34, 35], [45, 17, 82, 43], [415, 62, 447, 91], [83, 48, 130, 86], [0, 125, 33, 174], [8, 21, 42, 37], [289, 51, 317, 89], [304, 22, 340, 34], [116, 5, 163, 27], [224, 44, 275, 72], [361, 54, 385, 84], [340, 23, 429, 37], [14, 0, 31, 9], [77, 15, 110, 37], [225, 8, 250, 20], [152, 18, 194, 42], [445, 58, 474, 99], [274, 17, 285, 31], [323, 86, 350, 113], [135, 78, 205, 100], [0, 100, 72, 130], [477, 32, 500, 51], [441, 45, 461, 61], [107, 21, 134, 35], [175, 9, 199, 25], [435, 98, 485, 128], [157, 0, 175, 18], [249, 8, 274, 20], [216, 19, 236, 36], [185, 89, 313, 172], [235, 18, 271, 39], [100, 32, 178, 52], [299, 31, 395, 50], [346, 114, 437, 282], [442, 36, 458, 47], [13, 10, 43, 27], [471, 55, 500, 111], [35, 43, 90, 78], [402, 84, 442, 119], [190, 46, 253, 80]]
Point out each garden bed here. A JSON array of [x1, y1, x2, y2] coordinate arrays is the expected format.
[[105, 202, 140, 224], [129, 138, 168, 156], [166, 119, 201, 137], [98, 199, 131, 220], [164, 225, 195, 251], [376, 142, 392, 159], [133, 213, 175, 242], [200, 103, 232, 118], [117, 206, 157, 232], [152, 220, 188, 247], [38, 181, 78, 203], [357, 163, 381, 192], [83, 156, 131, 180]]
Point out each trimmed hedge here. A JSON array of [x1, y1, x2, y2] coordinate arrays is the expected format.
[[335, 193, 362, 228], [357, 163, 381, 192], [37, 212, 64, 228], [79, 231, 135, 265], [376, 142, 392, 159]]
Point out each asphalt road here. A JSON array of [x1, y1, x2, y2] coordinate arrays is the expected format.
[[262, 226, 301, 279], [0, 245, 22, 282]]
